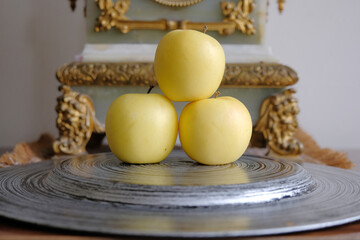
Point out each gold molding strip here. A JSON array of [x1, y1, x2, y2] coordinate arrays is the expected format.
[[223, 63, 298, 87], [94, 0, 255, 35], [56, 62, 156, 87], [56, 62, 298, 88], [154, 0, 203, 7]]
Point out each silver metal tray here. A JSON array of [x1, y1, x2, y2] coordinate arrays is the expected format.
[[0, 150, 359, 237]]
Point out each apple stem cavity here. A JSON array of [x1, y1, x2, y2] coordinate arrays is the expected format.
[[214, 91, 221, 98], [147, 85, 154, 94], [202, 25, 208, 34]]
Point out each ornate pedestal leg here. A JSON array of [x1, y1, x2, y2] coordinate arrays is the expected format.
[[253, 89, 303, 156], [53, 85, 104, 155]]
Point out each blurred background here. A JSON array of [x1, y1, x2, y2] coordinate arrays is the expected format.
[[0, 0, 359, 150]]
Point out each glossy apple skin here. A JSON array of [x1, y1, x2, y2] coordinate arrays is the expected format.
[[105, 94, 178, 164], [154, 30, 225, 102], [179, 96, 252, 165]]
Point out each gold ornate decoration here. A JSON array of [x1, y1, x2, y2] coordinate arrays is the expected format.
[[254, 89, 303, 156], [94, 0, 255, 35], [95, 0, 130, 32], [53, 85, 105, 155], [154, 0, 203, 7], [220, 0, 255, 35], [278, 0, 285, 13], [57, 62, 298, 87]]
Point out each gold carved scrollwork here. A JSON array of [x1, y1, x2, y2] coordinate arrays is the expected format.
[[254, 89, 303, 156], [221, 0, 255, 35], [53, 85, 105, 155], [94, 0, 255, 35], [57, 62, 298, 87], [95, 0, 130, 32]]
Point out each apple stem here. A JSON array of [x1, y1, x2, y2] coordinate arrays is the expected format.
[[147, 85, 154, 94], [214, 91, 221, 98], [202, 25, 208, 34]]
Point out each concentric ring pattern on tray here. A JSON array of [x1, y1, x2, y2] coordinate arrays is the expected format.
[[45, 151, 315, 206], [0, 150, 360, 237]]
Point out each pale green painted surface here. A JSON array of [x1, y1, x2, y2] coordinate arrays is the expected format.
[[72, 86, 283, 125]]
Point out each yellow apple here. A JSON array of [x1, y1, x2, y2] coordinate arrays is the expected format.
[[105, 93, 178, 164], [179, 96, 252, 165], [154, 29, 225, 102]]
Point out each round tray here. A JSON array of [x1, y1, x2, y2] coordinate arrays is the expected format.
[[45, 150, 315, 207], [0, 150, 360, 237]]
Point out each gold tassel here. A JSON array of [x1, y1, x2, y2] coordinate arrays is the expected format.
[[295, 128, 353, 169]]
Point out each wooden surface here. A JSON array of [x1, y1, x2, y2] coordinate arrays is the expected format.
[[0, 148, 359, 240]]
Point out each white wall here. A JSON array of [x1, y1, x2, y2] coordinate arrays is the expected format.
[[0, 0, 359, 150], [0, 0, 86, 146], [266, 0, 360, 150]]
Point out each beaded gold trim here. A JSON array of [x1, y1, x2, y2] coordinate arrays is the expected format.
[[56, 62, 298, 87]]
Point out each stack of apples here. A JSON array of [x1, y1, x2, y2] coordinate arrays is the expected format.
[[106, 30, 252, 165]]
